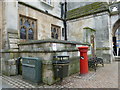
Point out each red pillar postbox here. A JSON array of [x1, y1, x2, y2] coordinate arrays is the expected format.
[[78, 46, 89, 75]]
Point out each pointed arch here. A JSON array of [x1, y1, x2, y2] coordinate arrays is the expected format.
[[112, 19, 120, 36]]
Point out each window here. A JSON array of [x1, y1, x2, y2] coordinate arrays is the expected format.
[[62, 28, 65, 37], [19, 15, 37, 40], [41, 0, 53, 7], [51, 25, 61, 39], [43, 0, 51, 5]]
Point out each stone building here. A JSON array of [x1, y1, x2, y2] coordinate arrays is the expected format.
[[67, 0, 120, 59], [67, 2, 112, 63], [1, 0, 84, 85], [0, 0, 120, 85], [0, 1, 2, 54]]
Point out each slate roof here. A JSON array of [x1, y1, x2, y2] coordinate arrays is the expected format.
[[67, 2, 109, 20]]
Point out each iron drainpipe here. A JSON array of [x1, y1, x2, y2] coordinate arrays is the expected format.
[[61, 3, 64, 18], [64, 0, 67, 40]]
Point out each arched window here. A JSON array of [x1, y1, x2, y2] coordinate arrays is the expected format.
[[19, 15, 37, 40]]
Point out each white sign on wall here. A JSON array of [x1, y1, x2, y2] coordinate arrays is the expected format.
[[52, 43, 57, 51]]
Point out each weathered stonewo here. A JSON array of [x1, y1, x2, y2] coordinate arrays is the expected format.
[[67, 12, 112, 63], [18, 40, 84, 85], [1, 1, 119, 85], [2, 59, 17, 76], [0, 2, 2, 51], [18, 4, 64, 40]]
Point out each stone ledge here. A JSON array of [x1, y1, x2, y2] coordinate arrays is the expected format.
[[1, 49, 79, 53], [18, 39, 90, 46], [110, 11, 119, 15], [96, 47, 110, 50]]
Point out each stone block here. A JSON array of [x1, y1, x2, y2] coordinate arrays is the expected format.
[[68, 57, 80, 75], [2, 59, 17, 76], [102, 54, 111, 64], [42, 63, 54, 85], [7, 59, 16, 65]]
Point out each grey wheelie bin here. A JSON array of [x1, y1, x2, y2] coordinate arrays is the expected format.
[[22, 57, 42, 83]]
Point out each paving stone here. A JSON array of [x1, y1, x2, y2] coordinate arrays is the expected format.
[[2, 61, 119, 88]]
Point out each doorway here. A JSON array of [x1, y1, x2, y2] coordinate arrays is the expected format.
[[112, 19, 120, 56], [113, 36, 117, 56], [115, 29, 120, 56]]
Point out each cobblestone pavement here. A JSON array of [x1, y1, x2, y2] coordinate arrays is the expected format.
[[2, 79, 13, 88], [2, 61, 119, 88]]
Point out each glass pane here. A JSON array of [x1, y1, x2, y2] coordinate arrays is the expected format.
[[51, 27, 54, 32], [32, 22, 34, 28], [20, 19, 23, 25], [62, 28, 65, 37], [20, 27, 26, 39], [55, 34, 58, 39], [51, 33, 54, 38], [28, 29, 34, 40], [24, 20, 30, 28], [48, 0, 51, 4], [51, 26, 60, 39], [53, 28, 56, 33]]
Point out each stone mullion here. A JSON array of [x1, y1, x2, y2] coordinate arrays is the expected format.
[[33, 20, 37, 40], [59, 27, 61, 40], [26, 27, 29, 40], [28, 20, 32, 40]]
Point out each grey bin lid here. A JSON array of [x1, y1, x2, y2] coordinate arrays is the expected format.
[[22, 57, 41, 60], [52, 60, 69, 64]]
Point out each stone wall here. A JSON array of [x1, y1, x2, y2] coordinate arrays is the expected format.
[[1, 1, 20, 74], [1, 0, 64, 54], [1, 1, 64, 74], [2, 39, 89, 84], [0, 1, 2, 51], [0, 1, 2, 74], [18, 3, 64, 40], [1, 1, 18, 51], [18, 0, 62, 18], [2, 58, 17, 76], [1, 1, 63, 82], [67, 12, 112, 63], [17, 39, 88, 85]]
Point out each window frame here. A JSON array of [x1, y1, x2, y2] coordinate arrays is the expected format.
[[41, 0, 54, 7], [19, 15, 37, 41], [51, 24, 61, 40]]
